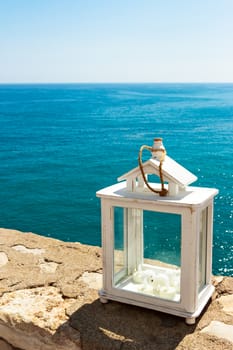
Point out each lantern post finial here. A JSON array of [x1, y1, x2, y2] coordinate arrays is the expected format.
[[138, 138, 168, 196]]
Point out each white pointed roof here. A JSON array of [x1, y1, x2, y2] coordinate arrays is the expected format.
[[118, 155, 197, 187]]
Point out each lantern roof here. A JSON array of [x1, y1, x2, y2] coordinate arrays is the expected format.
[[118, 155, 197, 187]]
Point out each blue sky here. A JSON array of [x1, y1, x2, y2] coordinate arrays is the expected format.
[[1, 0, 233, 83]]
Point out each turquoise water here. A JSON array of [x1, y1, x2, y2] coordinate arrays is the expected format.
[[0, 83, 232, 275]]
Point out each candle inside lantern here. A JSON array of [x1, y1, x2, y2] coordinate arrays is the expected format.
[[130, 265, 180, 301]]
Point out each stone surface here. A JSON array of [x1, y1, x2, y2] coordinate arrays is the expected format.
[[0, 286, 72, 332], [218, 294, 233, 314], [79, 271, 102, 290], [200, 320, 233, 343], [12, 245, 45, 255], [0, 338, 15, 350], [0, 228, 233, 350], [0, 252, 8, 267], [0, 338, 22, 350]]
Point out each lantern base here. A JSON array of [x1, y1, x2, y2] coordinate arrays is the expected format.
[[100, 297, 109, 304], [99, 284, 215, 325], [116, 264, 181, 302], [99, 290, 109, 304], [185, 317, 196, 325]]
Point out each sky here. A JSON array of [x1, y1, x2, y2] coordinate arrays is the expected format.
[[0, 0, 233, 83]]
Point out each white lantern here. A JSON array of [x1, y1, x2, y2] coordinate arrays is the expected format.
[[96, 139, 218, 324]]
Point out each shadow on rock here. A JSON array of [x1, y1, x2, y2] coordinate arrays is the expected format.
[[68, 299, 197, 350]]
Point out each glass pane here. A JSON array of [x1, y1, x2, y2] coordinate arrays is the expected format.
[[199, 208, 207, 291], [113, 207, 181, 302], [143, 211, 181, 266], [141, 211, 181, 301], [113, 207, 127, 284]]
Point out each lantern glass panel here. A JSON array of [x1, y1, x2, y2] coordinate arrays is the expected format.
[[113, 206, 181, 302], [142, 211, 181, 301], [113, 207, 127, 285], [143, 211, 181, 266]]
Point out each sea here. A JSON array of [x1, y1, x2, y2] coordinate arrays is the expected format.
[[0, 83, 232, 276]]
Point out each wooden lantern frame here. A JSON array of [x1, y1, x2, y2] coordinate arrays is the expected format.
[[97, 156, 218, 324]]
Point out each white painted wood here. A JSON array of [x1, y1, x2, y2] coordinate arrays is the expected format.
[[168, 182, 179, 196], [185, 317, 196, 325], [97, 182, 218, 208], [198, 208, 207, 291], [100, 199, 110, 291], [97, 180, 218, 323], [118, 155, 197, 188], [99, 296, 109, 304], [180, 208, 198, 313], [155, 156, 197, 186], [138, 175, 145, 189], [98, 285, 214, 321], [127, 209, 137, 275], [100, 199, 114, 292], [206, 203, 214, 284]]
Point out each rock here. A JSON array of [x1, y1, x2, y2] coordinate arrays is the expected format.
[[200, 320, 233, 344], [0, 287, 68, 331], [0, 338, 21, 350], [0, 322, 81, 350], [218, 294, 233, 314], [12, 245, 45, 255], [39, 260, 58, 273], [0, 252, 8, 267], [0, 228, 102, 298], [0, 287, 81, 349], [79, 272, 102, 290], [0, 338, 15, 350], [214, 276, 233, 295], [0, 228, 233, 350]]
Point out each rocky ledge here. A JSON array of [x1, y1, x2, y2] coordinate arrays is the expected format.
[[0, 228, 233, 350]]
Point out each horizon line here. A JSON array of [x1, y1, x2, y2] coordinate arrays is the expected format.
[[1, 81, 233, 85]]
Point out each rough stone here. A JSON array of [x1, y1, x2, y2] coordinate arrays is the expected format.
[[0, 287, 70, 331], [218, 294, 233, 314], [79, 271, 102, 290], [39, 260, 58, 273], [200, 320, 233, 343], [0, 338, 21, 350], [0, 252, 8, 267], [12, 245, 45, 255], [0, 322, 81, 350], [0, 227, 233, 350], [214, 276, 233, 295], [0, 338, 14, 350]]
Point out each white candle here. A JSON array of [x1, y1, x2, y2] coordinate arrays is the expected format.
[[132, 270, 144, 284], [158, 286, 176, 299]]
